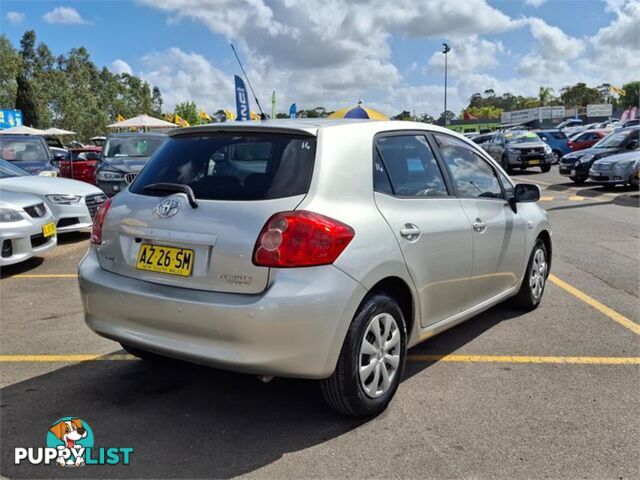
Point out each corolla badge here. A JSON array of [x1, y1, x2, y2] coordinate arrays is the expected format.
[[154, 199, 180, 218]]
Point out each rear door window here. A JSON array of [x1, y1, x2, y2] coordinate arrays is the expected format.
[[375, 135, 448, 197], [130, 133, 316, 201]]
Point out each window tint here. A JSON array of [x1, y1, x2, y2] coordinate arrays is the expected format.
[[375, 135, 448, 197], [434, 134, 504, 199], [497, 170, 514, 199], [104, 136, 165, 158], [130, 133, 316, 201], [373, 149, 393, 194]]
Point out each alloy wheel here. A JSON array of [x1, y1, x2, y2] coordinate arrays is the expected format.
[[529, 248, 547, 301], [358, 313, 401, 398]]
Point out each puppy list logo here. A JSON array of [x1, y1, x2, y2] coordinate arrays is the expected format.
[[14, 417, 133, 467]]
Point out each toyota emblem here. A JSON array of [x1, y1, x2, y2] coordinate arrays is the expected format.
[[154, 199, 181, 218]]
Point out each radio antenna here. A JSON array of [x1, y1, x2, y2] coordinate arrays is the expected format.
[[230, 43, 266, 120]]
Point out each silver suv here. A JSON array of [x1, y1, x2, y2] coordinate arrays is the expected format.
[[79, 120, 552, 417]]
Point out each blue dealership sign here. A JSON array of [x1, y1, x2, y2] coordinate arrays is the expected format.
[[234, 75, 250, 121], [0, 109, 23, 129]]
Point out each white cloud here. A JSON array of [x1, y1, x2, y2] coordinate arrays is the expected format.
[[139, 48, 236, 112], [42, 7, 90, 25], [524, 0, 546, 7], [426, 36, 505, 76], [6, 11, 25, 25], [136, 0, 524, 115], [526, 18, 585, 59], [111, 59, 133, 75]]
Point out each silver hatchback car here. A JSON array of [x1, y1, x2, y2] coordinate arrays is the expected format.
[[79, 120, 552, 417]]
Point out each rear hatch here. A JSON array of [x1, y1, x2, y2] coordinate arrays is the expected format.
[[96, 129, 317, 294]]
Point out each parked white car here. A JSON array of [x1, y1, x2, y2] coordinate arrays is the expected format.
[[0, 189, 57, 266], [0, 159, 107, 233]]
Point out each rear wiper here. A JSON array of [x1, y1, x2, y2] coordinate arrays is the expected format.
[[143, 183, 199, 209]]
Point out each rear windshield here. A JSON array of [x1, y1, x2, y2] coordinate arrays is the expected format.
[[104, 136, 165, 158], [130, 133, 316, 201], [0, 138, 49, 162]]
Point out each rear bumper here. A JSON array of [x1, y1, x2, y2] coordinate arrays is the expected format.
[[79, 250, 367, 379]]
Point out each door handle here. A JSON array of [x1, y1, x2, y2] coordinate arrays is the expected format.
[[472, 219, 487, 233], [400, 224, 421, 240]]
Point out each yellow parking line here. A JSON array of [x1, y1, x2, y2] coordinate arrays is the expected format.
[[1, 354, 639, 365], [539, 196, 555, 201], [549, 274, 640, 336], [408, 354, 640, 365], [10, 274, 77, 278], [568, 195, 585, 201]]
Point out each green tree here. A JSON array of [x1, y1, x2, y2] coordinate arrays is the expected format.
[[437, 110, 456, 124], [559, 83, 604, 107], [417, 113, 435, 123], [392, 110, 413, 120], [0, 35, 22, 108], [619, 81, 640, 109], [174, 100, 200, 125], [151, 87, 163, 116], [538, 86, 554, 106], [15, 74, 39, 127]]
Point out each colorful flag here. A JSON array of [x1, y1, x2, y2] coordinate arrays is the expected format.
[[234, 75, 251, 121], [117, 114, 125, 122], [271, 91, 276, 120], [198, 110, 212, 122], [173, 114, 190, 127], [289, 103, 297, 119], [610, 86, 626, 96]]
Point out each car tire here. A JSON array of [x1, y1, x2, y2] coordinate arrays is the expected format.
[[120, 343, 167, 361], [321, 292, 407, 418], [501, 156, 513, 174], [569, 176, 586, 184], [552, 151, 561, 164], [541, 165, 551, 173], [512, 238, 548, 311]]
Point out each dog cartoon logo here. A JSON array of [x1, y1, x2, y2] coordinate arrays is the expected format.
[[46, 417, 94, 467]]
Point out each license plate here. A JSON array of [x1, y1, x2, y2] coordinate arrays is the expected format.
[[591, 172, 600, 177], [528, 159, 541, 165], [136, 244, 194, 277], [42, 222, 56, 238]]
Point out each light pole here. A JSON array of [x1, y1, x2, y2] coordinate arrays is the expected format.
[[442, 43, 451, 126]]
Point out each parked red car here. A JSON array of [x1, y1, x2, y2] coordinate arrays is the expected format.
[[59, 147, 102, 184], [568, 129, 608, 151]]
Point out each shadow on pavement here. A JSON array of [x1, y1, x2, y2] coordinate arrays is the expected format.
[[57, 231, 91, 245], [0, 257, 45, 279], [0, 303, 522, 479]]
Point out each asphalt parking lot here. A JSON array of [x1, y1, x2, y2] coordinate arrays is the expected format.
[[1, 168, 638, 479]]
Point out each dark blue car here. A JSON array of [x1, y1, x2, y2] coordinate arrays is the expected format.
[[0, 135, 61, 176], [536, 129, 570, 164]]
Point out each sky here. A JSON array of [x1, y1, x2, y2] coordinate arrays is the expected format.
[[1, 0, 638, 117]]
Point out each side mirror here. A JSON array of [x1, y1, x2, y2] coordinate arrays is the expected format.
[[514, 183, 540, 203], [53, 153, 67, 161], [85, 152, 100, 161], [626, 140, 638, 150]]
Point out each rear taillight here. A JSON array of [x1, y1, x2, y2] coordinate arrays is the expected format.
[[253, 211, 354, 268], [91, 198, 112, 245]]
